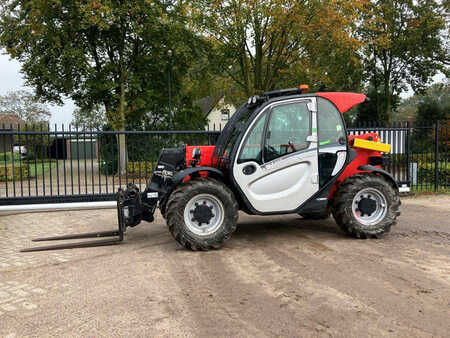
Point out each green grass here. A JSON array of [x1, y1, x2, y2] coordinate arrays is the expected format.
[[410, 185, 450, 194], [26, 160, 56, 178], [0, 160, 57, 180]]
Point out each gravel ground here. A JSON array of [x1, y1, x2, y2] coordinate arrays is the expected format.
[[0, 194, 449, 337]]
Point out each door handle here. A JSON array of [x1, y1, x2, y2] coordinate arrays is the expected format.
[[242, 164, 256, 175]]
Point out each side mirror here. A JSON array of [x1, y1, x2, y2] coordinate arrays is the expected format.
[[306, 135, 317, 142]]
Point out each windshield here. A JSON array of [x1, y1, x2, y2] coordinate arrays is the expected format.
[[212, 104, 256, 166]]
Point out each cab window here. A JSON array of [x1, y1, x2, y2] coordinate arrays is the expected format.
[[237, 113, 267, 164], [264, 102, 311, 162], [317, 97, 346, 146]]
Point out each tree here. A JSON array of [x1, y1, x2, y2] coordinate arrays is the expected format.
[[396, 82, 450, 121], [0, 0, 203, 172], [354, 86, 401, 125], [416, 95, 449, 126], [191, 0, 364, 104], [0, 90, 51, 123], [72, 105, 106, 131], [359, 0, 447, 121]]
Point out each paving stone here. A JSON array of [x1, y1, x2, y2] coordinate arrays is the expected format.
[[21, 302, 37, 310], [1, 304, 17, 312]]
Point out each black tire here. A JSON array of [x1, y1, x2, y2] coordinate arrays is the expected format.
[[165, 177, 239, 250], [331, 173, 401, 238], [299, 210, 330, 220]]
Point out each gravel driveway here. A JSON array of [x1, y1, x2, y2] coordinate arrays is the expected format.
[[1, 195, 449, 337]]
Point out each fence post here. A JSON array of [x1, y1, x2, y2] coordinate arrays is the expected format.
[[406, 121, 410, 186], [434, 120, 439, 192]]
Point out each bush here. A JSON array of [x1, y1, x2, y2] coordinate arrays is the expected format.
[[0, 165, 29, 181], [0, 151, 21, 163], [0, 152, 12, 162], [416, 161, 450, 186], [98, 132, 118, 175], [127, 161, 153, 176]]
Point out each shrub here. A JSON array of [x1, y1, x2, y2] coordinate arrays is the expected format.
[[0, 165, 29, 181], [0, 151, 22, 163], [98, 132, 118, 175], [416, 161, 450, 186], [127, 161, 153, 176]]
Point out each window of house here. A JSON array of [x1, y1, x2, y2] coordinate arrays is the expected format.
[[221, 108, 230, 121]]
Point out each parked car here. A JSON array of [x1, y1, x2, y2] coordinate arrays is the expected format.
[[13, 145, 27, 159]]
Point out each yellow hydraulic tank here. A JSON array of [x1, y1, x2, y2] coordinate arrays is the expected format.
[[353, 138, 391, 153]]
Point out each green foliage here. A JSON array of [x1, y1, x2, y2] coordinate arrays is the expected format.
[[190, 0, 364, 104], [396, 83, 450, 121], [354, 86, 401, 125], [416, 162, 449, 186], [0, 165, 29, 182], [72, 105, 106, 131], [127, 161, 153, 177], [0, 151, 21, 163], [0, 0, 206, 129], [13, 123, 51, 160], [359, 0, 447, 120], [416, 97, 449, 126], [98, 131, 118, 175]]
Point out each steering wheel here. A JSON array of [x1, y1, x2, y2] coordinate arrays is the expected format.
[[265, 145, 279, 161], [287, 140, 297, 152]]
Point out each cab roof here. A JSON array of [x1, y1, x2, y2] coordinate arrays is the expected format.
[[254, 88, 367, 113]]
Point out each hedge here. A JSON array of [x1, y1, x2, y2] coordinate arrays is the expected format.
[[416, 161, 449, 186], [0, 151, 21, 163], [127, 161, 154, 177], [0, 165, 29, 182]]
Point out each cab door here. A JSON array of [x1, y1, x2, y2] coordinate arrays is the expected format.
[[317, 97, 348, 187], [233, 98, 319, 213]]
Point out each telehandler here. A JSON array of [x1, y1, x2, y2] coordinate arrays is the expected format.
[[24, 86, 401, 251]]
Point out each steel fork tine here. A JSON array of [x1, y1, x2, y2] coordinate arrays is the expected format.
[[21, 238, 123, 252], [32, 230, 120, 242]]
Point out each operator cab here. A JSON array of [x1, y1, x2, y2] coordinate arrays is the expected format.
[[213, 87, 360, 214]]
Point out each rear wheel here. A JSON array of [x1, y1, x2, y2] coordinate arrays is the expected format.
[[332, 174, 400, 238], [166, 177, 239, 250]]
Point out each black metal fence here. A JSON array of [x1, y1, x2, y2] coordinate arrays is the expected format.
[[0, 121, 448, 205]]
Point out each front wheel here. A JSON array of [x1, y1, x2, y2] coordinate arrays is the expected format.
[[166, 177, 239, 250], [332, 174, 400, 238]]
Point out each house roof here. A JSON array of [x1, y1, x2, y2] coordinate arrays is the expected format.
[[194, 96, 217, 116], [194, 95, 237, 118], [0, 114, 25, 129]]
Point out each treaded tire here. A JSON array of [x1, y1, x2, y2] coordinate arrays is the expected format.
[[165, 177, 239, 250], [331, 173, 401, 238], [299, 210, 330, 220]]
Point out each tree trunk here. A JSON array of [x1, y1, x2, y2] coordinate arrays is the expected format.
[[118, 78, 127, 175], [384, 74, 391, 122]]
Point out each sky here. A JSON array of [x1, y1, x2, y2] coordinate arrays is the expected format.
[[0, 51, 76, 127]]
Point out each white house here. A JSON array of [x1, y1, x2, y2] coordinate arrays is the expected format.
[[195, 96, 236, 131]]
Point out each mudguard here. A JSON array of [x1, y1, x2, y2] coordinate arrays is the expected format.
[[172, 166, 224, 185], [357, 165, 398, 190]]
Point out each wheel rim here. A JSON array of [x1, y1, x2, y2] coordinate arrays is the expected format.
[[352, 187, 388, 226], [183, 194, 225, 236]]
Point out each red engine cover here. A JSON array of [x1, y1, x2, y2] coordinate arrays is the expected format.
[[329, 133, 383, 198], [185, 145, 216, 167]]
